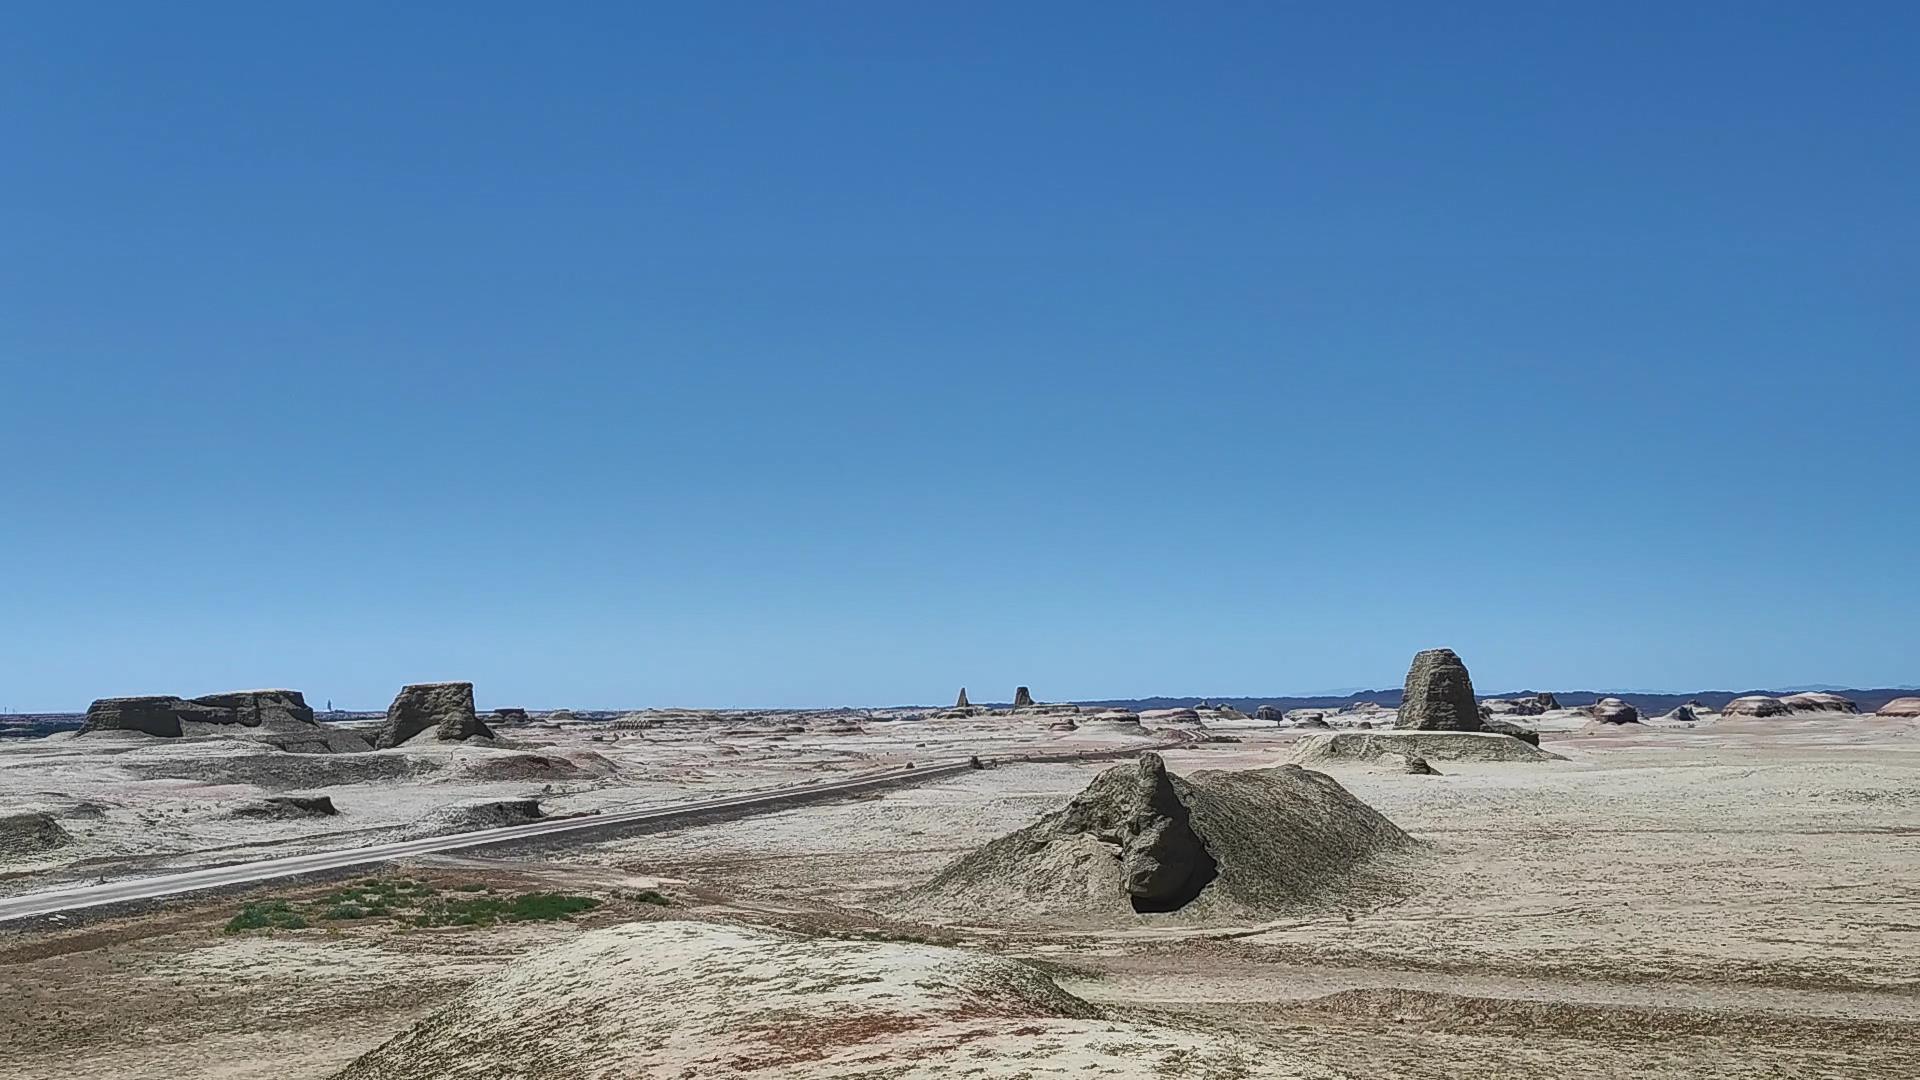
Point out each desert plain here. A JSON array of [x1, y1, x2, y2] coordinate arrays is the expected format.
[[1, 686, 1916, 1079]]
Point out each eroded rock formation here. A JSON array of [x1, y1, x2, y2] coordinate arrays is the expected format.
[[1012, 686, 1035, 709], [1591, 698, 1641, 724], [78, 689, 369, 752], [374, 682, 493, 748], [1723, 695, 1792, 718], [1396, 648, 1483, 731]]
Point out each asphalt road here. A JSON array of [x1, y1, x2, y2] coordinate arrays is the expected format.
[[0, 758, 978, 923]]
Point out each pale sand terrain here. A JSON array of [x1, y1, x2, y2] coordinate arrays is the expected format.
[[1, 709, 1916, 1077]]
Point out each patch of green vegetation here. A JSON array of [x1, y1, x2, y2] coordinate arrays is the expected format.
[[627, 889, 670, 906], [405, 891, 600, 928], [223, 877, 590, 934], [224, 901, 309, 933]]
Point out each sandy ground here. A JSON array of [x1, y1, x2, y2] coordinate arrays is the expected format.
[[1, 708, 1917, 1077]]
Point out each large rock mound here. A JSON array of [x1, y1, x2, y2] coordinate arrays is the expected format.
[[1291, 730, 1562, 765], [0, 812, 74, 862], [1723, 695, 1793, 718], [1876, 697, 1920, 718], [334, 921, 1319, 1080], [78, 690, 370, 752], [411, 798, 544, 837], [1590, 698, 1641, 724], [374, 682, 493, 748], [1397, 648, 1483, 731], [903, 753, 1417, 923], [232, 795, 338, 819], [1780, 692, 1859, 715]]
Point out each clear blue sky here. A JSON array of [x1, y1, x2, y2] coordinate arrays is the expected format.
[[4, 3, 1916, 711]]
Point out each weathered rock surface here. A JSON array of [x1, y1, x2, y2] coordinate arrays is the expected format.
[[234, 795, 339, 819], [79, 690, 370, 752], [79, 696, 218, 738], [0, 812, 74, 861], [1292, 730, 1563, 765], [1255, 704, 1285, 723], [1591, 698, 1642, 724], [1660, 705, 1701, 723], [905, 753, 1417, 922], [1780, 692, 1859, 715], [1012, 686, 1035, 709], [332, 921, 1312, 1079], [1402, 755, 1439, 775], [412, 798, 543, 837], [1055, 755, 1212, 909], [1481, 717, 1541, 745], [954, 687, 971, 709], [491, 707, 530, 724], [1876, 696, 1920, 718], [1723, 695, 1793, 718], [1396, 648, 1483, 731], [375, 682, 493, 748], [1481, 698, 1547, 717]]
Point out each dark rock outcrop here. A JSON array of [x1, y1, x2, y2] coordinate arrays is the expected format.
[[1780, 692, 1859, 715], [234, 795, 339, 819], [1255, 705, 1284, 723], [1402, 755, 1439, 775], [78, 690, 369, 752], [493, 708, 530, 724], [80, 696, 226, 738], [191, 689, 316, 727], [1012, 686, 1035, 709], [1533, 692, 1561, 710], [414, 798, 544, 837], [0, 812, 74, 861], [1723, 695, 1792, 718], [1481, 717, 1541, 745], [1590, 698, 1641, 724], [954, 688, 971, 709], [1051, 754, 1214, 911], [375, 682, 493, 748], [1396, 649, 1483, 731], [907, 755, 1416, 922]]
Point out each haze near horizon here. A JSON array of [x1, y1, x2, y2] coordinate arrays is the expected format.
[[4, 3, 1917, 711]]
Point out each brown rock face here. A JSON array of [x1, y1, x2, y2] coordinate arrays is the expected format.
[[375, 682, 493, 748], [1012, 686, 1035, 709], [1395, 649, 1483, 731], [1255, 705, 1284, 723], [954, 688, 971, 709]]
